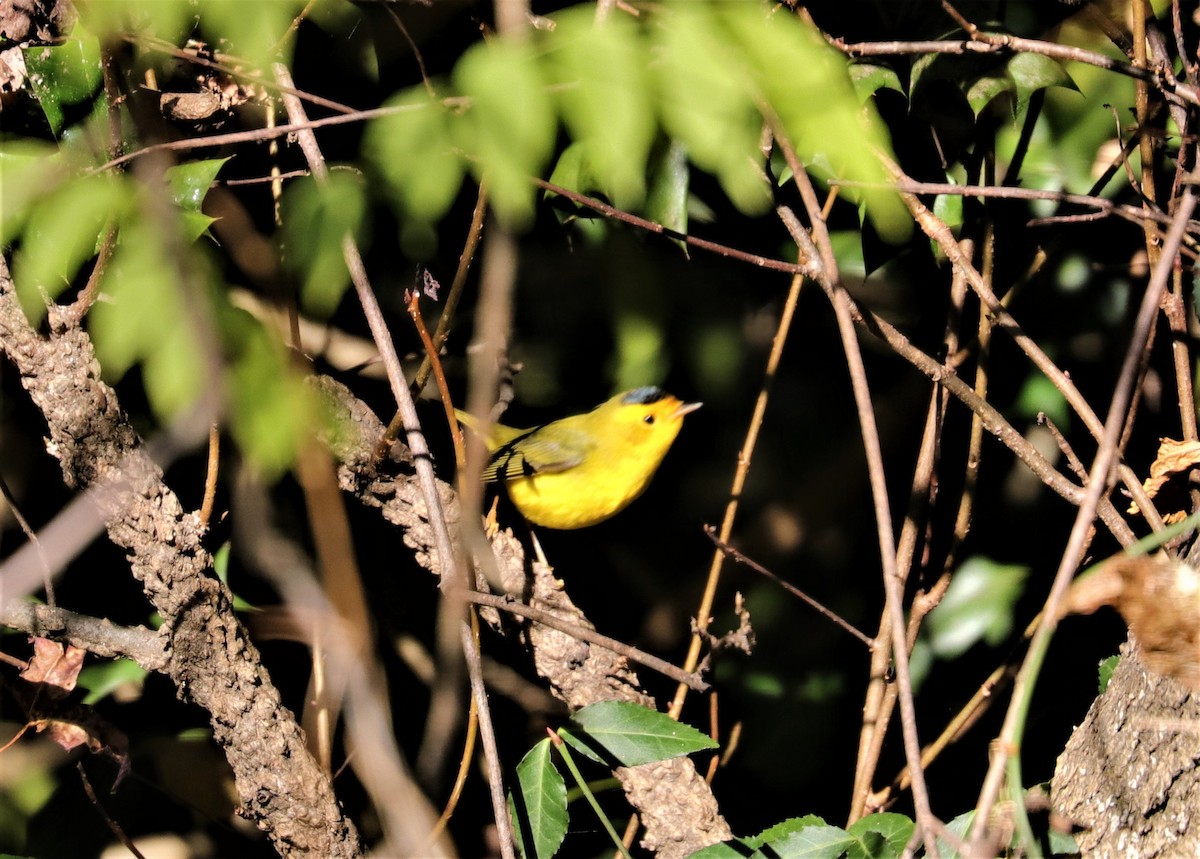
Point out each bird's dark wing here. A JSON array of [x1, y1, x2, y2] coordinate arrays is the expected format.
[[480, 424, 591, 481]]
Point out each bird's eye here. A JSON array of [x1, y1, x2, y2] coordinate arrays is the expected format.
[[643, 414, 655, 425]]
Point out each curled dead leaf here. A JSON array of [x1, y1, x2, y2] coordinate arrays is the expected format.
[[1128, 438, 1200, 522], [1065, 553, 1200, 690]]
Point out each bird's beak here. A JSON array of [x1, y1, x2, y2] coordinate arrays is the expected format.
[[673, 401, 703, 419]]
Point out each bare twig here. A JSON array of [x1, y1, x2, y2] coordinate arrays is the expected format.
[[969, 178, 1200, 852]]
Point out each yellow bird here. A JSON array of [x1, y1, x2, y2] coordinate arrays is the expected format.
[[457, 386, 701, 530]]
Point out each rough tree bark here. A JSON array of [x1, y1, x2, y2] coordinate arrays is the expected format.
[[0, 256, 362, 858], [1052, 636, 1199, 858]]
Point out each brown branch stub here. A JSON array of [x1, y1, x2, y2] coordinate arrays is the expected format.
[[0, 257, 362, 858]]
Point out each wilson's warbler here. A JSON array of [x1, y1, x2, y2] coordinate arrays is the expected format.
[[456, 386, 701, 530]]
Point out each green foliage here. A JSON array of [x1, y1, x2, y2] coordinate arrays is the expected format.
[[688, 813, 914, 859], [508, 702, 716, 858], [12, 173, 127, 322], [22, 28, 102, 136], [563, 700, 717, 766], [1097, 654, 1119, 693], [509, 739, 568, 859], [165, 158, 229, 241], [279, 171, 368, 317], [924, 556, 1030, 660], [364, 1, 905, 240], [453, 38, 556, 227], [77, 659, 148, 706]]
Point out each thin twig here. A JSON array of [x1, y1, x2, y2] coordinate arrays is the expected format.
[[831, 33, 1200, 108], [703, 527, 873, 649], [773, 125, 942, 857], [460, 589, 709, 691], [969, 178, 1200, 852]]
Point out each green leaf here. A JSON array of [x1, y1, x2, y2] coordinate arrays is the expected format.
[[545, 8, 654, 209], [0, 142, 62, 245], [23, 31, 103, 135], [1014, 374, 1070, 427], [846, 813, 913, 859], [90, 219, 181, 381], [141, 318, 205, 420], [760, 824, 856, 858], [966, 71, 1014, 116], [228, 322, 315, 478], [850, 64, 904, 102], [935, 811, 974, 858], [564, 701, 717, 767], [196, 0, 304, 72], [653, 6, 769, 215], [646, 139, 690, 245], [279, 172, 367, 318], [1097, 654, 1120, 693], [926, 557, 1030, 659], [719, 4, 909, 241], [1007, 52, 1075, 114], [165, 158, 229, 241], [79, 0, 194, 46], [13, 173, 126, 323], [78, 659, 148, 706], [453, 37, 554, 227], [745, 816, 830, 849], [364, 88, 464, 227], [166, 158, 229, 212], [510, 739, 568, 859]]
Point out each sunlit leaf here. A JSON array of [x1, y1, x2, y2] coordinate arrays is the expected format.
[[279, 172, 367, 318], [510, 739, 567, 859], [0, 141, 62, 245], [846, 813, 913, 858], [545, 8, 654, 209], [78, 659, 149, 706], [196, 0, 304, 72], [23, 30, 102, 135], [653, 5, 768, 214], [563, 700, 717, 767], [13, 174, 127, 323], [364, 89, 464, 227], [850, 63, 904, 102], [646, 139, 690, 245], [453, 37, 554, 227], [926, 556, 1030, 659]]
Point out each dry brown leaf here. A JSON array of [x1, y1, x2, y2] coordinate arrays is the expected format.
[[1129, 438, 1200, 519], [21, 637, 85, 699], [1067, 553, 1200, 691]]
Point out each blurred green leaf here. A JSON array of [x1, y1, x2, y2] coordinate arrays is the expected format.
[[846, 813, 913, 859], [653, 5, 768, 214], [1098, 654, 1119, 693], [228, 323, 315, 478], [196, 0, 303, 72], [564, 701, 717, 767], [91, 218, 182, 381], [78, 659, 148, 706], [646, 139, 690, 246], [1015, 374, 1070, 427], [279, 172, 367, 318], [720, 4, 908, 240], [23, 31, 103, 135], [453, 38, 554, 227], [79, 0, 194, 45], [365, 89, 464, 228], [510, 739, 567, 859], [0, 142, 62, 245], [926, 557, 1030, 659], [850, 63, 904, 102], [13, 173, 127, 323], [545, 8, 654, 209]]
